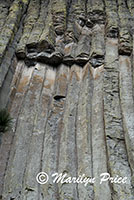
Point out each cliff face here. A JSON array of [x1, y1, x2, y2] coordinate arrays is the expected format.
[[0, 0, 134, 199]]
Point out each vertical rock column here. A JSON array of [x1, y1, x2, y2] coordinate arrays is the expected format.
[[103, 1, 134, 199], [16, 0, 40, 59], [64, 0, 88, 66], [40, 65, 69, 200], [0, 61, 33, 197], [0, 0, 30, 108], [57, 65, 82, 200], [2, 63, 46, 199], [77, 63, 94, 200], [118, 0, 134, 193], [103, 38, 133, 199], [0, 0, 30, 86], [21, 64, 56, 200], [119, 56, 134, 191], [91, 65, 111, 200], [87, 0, 105, 67]]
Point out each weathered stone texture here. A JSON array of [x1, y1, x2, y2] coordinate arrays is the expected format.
[[1, 0, 134, 200], [105, 0, 119, 38], [16, 0, 40, 58], [103, 38, 133, 199]]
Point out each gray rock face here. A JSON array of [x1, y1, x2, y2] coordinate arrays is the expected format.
[[0, 0, 134, 200]]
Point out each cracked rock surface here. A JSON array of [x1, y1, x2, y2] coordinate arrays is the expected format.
[[0, 0, 134, 199]]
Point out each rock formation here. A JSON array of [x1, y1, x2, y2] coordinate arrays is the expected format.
[[0, 0, 134, 199]]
